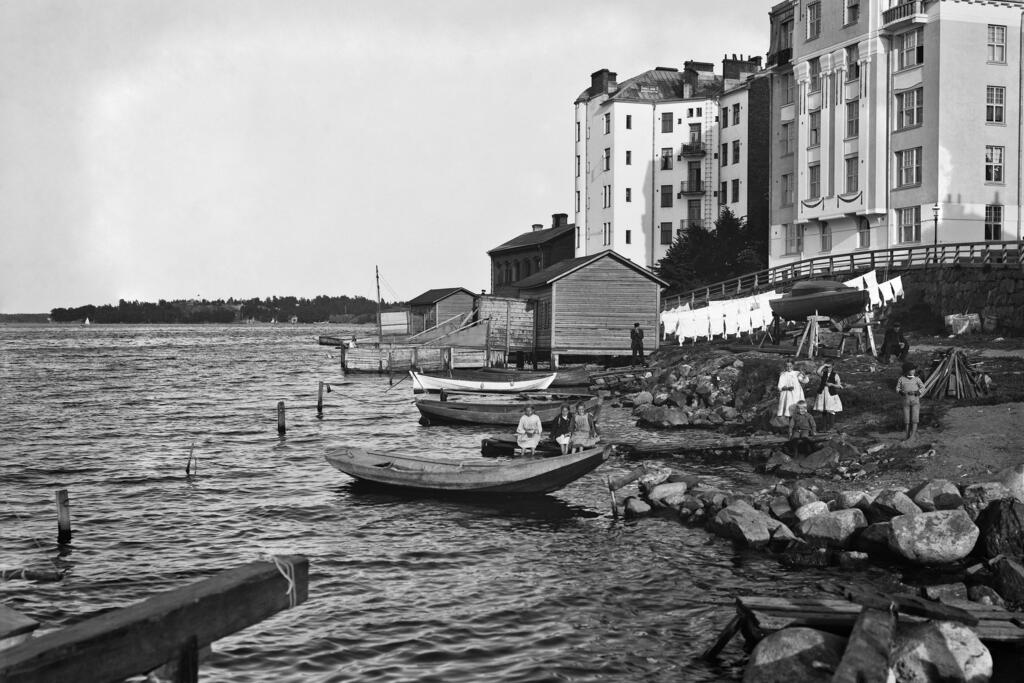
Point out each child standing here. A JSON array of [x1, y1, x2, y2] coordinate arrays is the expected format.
[[788, 400, 817, 456], [896, 362, 925, 442]]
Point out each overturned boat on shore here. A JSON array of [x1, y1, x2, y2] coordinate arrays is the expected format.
[[769, 280, 869, 321]]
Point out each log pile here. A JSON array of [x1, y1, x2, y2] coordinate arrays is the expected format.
[[921, 348, 990, 399]]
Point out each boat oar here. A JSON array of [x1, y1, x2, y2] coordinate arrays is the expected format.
[[185, 442, 196, 477]]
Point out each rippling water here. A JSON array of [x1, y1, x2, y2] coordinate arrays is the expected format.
[[0, 324, 868, 682]]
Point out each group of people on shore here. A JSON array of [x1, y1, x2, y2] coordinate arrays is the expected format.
[[516, 402, 600, 456]]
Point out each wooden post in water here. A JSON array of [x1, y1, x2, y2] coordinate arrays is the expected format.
[[55, 489, 71, 544], [317, 382, 324, 418], [339, 345, 347, 377], [277, 401, 286, 435], [387, 351, 394, 386]]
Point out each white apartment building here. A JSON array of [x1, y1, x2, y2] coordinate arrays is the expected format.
[[768, 0, 1024, 267], [574, 58, 764, 269]]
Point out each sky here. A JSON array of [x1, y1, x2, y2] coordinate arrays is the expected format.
[[0, 0, 768, 313]]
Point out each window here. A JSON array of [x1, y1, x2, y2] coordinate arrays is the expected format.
[[575, 190, 580, 213], [895, 88, 923, 129], [857, 217, 870, 248], [987, 86, 1005, 123], [733, 103, 740, 125], [985, 205, 1003, 240], [575, 155, 580, 177], [845, 0, 859, 25], [602, 148, 611, 171], [602, 184, 611, 208], [845, 156, 859, 193], [781, 72, 795, 104], [732, 140, 740, 164], [695, 107, 702, 116], [809, 58, 821, 92], [687, 108, 693, 118], [625, 187, 632, 202], [809, 110, 820, 147], [807, 1, 821, 40], [721, 143, 729, 165], [731, 178, 740, 203], [687, 199, 701, 227], [689, 123, 701, 142], [720, 181, 728, 204], [661, 112, 673, 133], [575, 121, 580, 142], [988, 25, 1007, 63], [661, 184, 673, 208], [721, 107, 729, 128], [781, 19, 793, 50], [603, 112, 611, 134], [660, 221, 673, 245], [661, 147, 674, 170], [895, 147, 922, 187], [986, 145, 1005, 182], [846, 100, 859, 138], [625, 229, 632, 244], [781, 122, 794, 155], [781, 173, 794, 205], [784, 224, 804, 255], [809, 164, 820, 198], [820, 222, 832, 252], [897, 29, 923, 70], [603, 222, 612, 246], [576, 227, 580, 249], [846, 44, 860, 81], [625, 150, 632, 165], [897, 206, 921, 243]]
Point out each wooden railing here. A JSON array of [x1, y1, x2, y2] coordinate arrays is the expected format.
[[661, 240, 1023, 310], [883, 0, 923, 26]]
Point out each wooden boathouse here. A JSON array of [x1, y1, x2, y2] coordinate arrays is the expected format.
[[407, 287, 477, 334], [513, 249, 666, 364]]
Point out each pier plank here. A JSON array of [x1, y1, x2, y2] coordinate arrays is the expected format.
[[0, 603, 39, 644]]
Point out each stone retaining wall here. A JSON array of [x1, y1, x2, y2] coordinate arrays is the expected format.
[[896, 266, 1024, 332]]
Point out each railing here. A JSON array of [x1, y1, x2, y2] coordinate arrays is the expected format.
[[677, 181, 704, 196], [766, 46, 792, 67], [882, 0, 924, 27], [679, 142, 706, 158], [661, 240, 1023, 310]]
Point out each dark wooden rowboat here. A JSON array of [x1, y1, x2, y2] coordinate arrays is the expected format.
[[480, 434, 563, 458], [318, 335, 347, 347], [477, 366, 591, 387], [415, 394, 599, 426], [769, 280, 869, 321], [324, 445, 611, 494]]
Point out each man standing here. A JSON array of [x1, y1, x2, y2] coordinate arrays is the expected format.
[[877, 322, 910, 364], [630, 322, 645, 365]]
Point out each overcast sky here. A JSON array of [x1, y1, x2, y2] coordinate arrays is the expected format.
[[0, 0, 768, 313]]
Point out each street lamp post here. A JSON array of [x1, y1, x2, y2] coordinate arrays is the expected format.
[[932, 202, 940, 262]]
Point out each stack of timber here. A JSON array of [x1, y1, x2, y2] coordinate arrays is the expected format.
[[922, 348, 991, 399]]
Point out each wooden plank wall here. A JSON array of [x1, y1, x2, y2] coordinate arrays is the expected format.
[[436, 292, 476, 325], [343, 346, 488, 372], [552, 257, 659, 354], [476, 295, 535, 352]]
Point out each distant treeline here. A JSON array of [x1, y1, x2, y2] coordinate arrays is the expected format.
[[49, 296, 399, 324]]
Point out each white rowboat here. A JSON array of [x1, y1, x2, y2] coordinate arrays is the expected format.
[[410, 371, 556, 393]]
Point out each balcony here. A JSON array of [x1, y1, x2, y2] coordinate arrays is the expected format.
[[882, 1, 927, 31], [684, 219, 705, 230], [678, 142, 706, 158], [766, 47, 792, 68], [677, 181, 705, 197]]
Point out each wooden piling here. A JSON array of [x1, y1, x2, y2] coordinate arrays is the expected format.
[[388, 351, 394, 386], [55, 489, 71, 544], [277, 401, 286, 435], [339, 345, 347, 377], [317, 381, 324, 418]]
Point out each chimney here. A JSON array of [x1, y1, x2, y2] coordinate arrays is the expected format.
[[532, 223, 544, 232], [552, 213, 568, 228], [590, 68, 618, 95]]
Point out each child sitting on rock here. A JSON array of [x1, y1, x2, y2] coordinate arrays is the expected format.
[[787, 400, 817, 456]]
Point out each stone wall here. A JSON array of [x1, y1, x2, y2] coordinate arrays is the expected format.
[[893, 266, 1024, 333]]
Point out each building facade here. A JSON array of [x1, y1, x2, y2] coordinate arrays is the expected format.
[[487, 213, 575, 297], [573, 57, 765, 270], [768, 0, 1023, 268]]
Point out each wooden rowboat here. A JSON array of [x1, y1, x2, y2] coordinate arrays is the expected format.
[[477, 366, 591, 387], [324, 445, 611, 494], [480, 434, 576, 458], [769, 280, 869, 321], [410, 370, 556, 393], [415, 394, 599, 426]]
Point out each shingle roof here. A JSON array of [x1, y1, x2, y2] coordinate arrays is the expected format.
[[514, 250, 669, 290], [407, 287, 476, 307], [488, 224, 574, 255]]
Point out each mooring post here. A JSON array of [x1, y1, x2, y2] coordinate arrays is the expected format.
[[388, 351, 394, 386], [339, 345, 347, 377], [55, 489, 71, 544], [317, 382, 324, 418], [277, 401, 286, 435]]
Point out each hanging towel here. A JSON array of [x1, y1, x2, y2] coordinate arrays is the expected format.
[[861, 270, 881, 308], [890, 276, 905, 300], [878, 280, 895, 304]]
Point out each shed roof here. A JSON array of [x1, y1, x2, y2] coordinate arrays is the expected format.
[[487, 224, 574, 255], [514, 250, 669, 290], [407, 287, 477, 307]]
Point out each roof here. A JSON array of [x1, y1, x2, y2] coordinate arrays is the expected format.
[[514, 250, 669, 290], [577, 67, 723, 103], [407, 287, 477, 307], [487, 224, 574, 255]]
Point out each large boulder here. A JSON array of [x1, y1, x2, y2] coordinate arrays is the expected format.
[[835, 490, 872, 512], [890, 621, 992, 683], [637, 466, 673, 491], [888, 510, 980, 565], [769, 495, 797, 525], [799, 446, 839, 472], [797, 508, 867, 549], [907, 479, 962, 512], [795, 501, 831, 522], [623, 497, 652, 519], [974, 498, 1024, 560], [634, 390, 654, 406], [999, 462, 1024, 503], [992, 556, 1024, 605], [962, 482, 1013, 520], [867, 489, 922, 523], [790, 486, 819, 509], [854, 522, 894, 557], [709, 501, 778, 548], [742, 627, 847, 683], [646, 482, 689, 508]]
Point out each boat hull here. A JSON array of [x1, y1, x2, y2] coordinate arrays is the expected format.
[[476, 366, 591, 387], [415, 395, 599, 426], [410, 371, 556, 393], [324, 446, 611, 494], [481, 434, 572, 458], [769, 289, 869, 321]]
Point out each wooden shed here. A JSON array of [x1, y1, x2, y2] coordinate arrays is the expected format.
[[514, 250, 667, 361], [407, 287, 477, 334]]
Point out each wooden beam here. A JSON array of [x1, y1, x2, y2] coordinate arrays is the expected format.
[[0, 604, 39, 647], [831, 607, 895, 683], [0, 555, 308, 683]]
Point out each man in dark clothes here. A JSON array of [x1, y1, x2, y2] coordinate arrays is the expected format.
[[630, 323, 645, 365], [877, 322, 910, 364]]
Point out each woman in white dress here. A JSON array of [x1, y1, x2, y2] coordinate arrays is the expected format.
[[516, 405, 543, 456], [776, 360, 808, 418], [813, 360, 843, 431]]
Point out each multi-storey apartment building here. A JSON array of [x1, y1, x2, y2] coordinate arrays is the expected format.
[[573, 57, 765, 269], [768, 0, 1023, 268]]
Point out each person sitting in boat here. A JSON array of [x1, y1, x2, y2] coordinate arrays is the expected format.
[[776, 360, 808, 418], [877, 322, 909, 364], [516, 404, 543, 456], [550, 404, 573, 455], [569, 402, 599, 453]]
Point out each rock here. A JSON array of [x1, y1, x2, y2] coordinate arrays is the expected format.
[[762, 450, 792, 473], [773, 483, 792, 497], [769, 495, 796, 525], [907, 479, 962, 512], [716, 405, 739, 421], [708, 501, 774, 548], [962, 482, 1013, 520], [780, 547, 835, 569], [637, 466, 673, 491], [634, 391, 653, 406], [678, 494, 704, 513], [646, 482, 689, 508], [867, 489, 922, 523], [890, 621, 992, 683], [769, 523, 799, 550], [794, 501, 830, 522], [651, 391, 671, 406], [888, 510, 980, 565], [933, 491, 965, 510], [992, 556, 1024, 604], [920, 583, 968, 601], [836, 490, 872, 511], [790, 486, 819, 509], [623, 497, 652, 519], [742, 628, 847, 683], [974, 498, 1024, 560], [668, 390, 689, 407], [999, 462, 1024, 503], [968, 584, 1007, 608], [799, 447, 839, 472], [837, 550, 870, 569], [797, 508, 867, 549]]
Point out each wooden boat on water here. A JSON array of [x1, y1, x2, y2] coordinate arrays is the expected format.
[[769, 280, 869, 321], [324, 445, 611, 494], [415, 394, 599, 426], [318, 335, 347, 347], [480, 434, 581, 458], [477, 365, 591, 387], [410, 370, 556, 393]]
